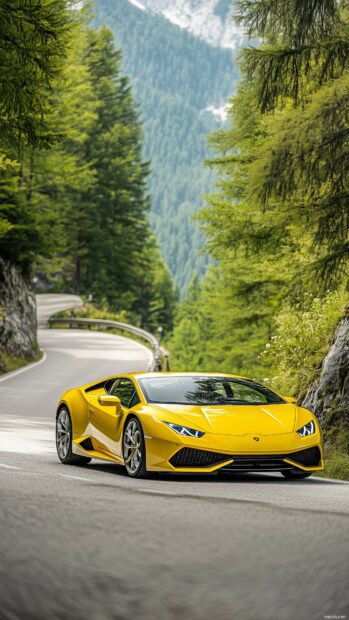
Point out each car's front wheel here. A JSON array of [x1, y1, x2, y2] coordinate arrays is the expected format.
[[123, 416, 148, 478], [281, 469, 312, 480], [56, 407, 91, 466]]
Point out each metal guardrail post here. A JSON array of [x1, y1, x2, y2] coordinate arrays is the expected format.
[[161, 348, 171, 371], [48, 317, 170, 372]]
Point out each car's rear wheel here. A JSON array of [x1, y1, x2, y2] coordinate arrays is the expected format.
[[56, 407, 91, 466], [123, 416, 148, 478], [281, 470, 312, 480]]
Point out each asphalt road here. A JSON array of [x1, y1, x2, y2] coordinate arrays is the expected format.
[[0, 295, 348, 620]]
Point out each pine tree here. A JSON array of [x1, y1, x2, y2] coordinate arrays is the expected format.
[[235, 0, 349, 285], [0, 0, 72, 150], [65, 27, 150, 310], [0, 0, 74, 274]]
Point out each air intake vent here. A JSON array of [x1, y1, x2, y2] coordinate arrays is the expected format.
[[80, 437, 94, 451], [170, 448, 233, 468], [287, 446, 321, 467]]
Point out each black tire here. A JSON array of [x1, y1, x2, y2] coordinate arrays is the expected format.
[[123, 416, 149, 478], [281, 470, 312, 480], [56, 407, 91, 466]]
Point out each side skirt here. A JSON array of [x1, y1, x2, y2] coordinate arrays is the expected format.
[[72, 437, 123, 464]]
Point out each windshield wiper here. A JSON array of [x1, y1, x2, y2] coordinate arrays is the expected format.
[[196, 398, 251, 405], [217, 399, 249, 404]]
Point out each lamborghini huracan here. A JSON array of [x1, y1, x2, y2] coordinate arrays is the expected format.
[[56, 372, 324, 479]]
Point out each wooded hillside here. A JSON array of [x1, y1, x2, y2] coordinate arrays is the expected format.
[[0, 1, 176, 352], [94, 0, 241, 289], [168, 0, 349, 475]]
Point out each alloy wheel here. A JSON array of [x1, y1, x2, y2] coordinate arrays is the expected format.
[[123, 419, 142, 475], [56, 409, 71, 460]]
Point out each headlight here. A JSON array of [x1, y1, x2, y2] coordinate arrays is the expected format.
[[296, 420, 316, 437], [163, 422, 205, 438]]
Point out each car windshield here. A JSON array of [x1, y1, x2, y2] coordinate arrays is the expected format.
[[138, 376, 285, 406]]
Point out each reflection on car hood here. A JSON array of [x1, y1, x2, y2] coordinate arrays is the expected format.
[[153, 403, 297, 435]]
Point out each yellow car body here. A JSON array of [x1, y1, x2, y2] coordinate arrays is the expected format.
[[56, 372, 324, 478]]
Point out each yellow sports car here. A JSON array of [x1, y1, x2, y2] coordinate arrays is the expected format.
[[56, 372, 324, 479]]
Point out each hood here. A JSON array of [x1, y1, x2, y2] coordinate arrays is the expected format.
[[153, 403, 298, 435]]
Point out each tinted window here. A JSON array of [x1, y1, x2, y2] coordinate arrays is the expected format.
[[110, 378, 137, 408], [138, 376, 285, 406], [129, 391, 140, 408]]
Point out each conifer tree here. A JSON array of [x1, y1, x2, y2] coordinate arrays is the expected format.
[[0, 0, 74, 273], [235, 0, 349, 284], [0, 0, 72, 150], [67, 27, 152, 309], [169, 0, 349, 376]]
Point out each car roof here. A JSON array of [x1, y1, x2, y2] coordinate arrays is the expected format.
[[127, 371, 248, 380]]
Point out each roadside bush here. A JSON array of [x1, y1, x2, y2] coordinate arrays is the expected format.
[[261, 289, 348, 397]]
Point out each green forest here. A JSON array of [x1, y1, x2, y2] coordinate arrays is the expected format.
[[0, 0, 176, 334], [0, 0, 348, 477], [93, 0, 241, 289], [167, 0, 349, 476]]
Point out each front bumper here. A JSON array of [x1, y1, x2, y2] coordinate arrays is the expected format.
[[144, 427, 324, 473]]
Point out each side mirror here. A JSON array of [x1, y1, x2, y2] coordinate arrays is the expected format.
[[98, 394, 122, 411], [283, 396, 297, 404]]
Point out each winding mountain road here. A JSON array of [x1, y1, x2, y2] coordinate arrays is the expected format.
[[0, 295, 348, 620]]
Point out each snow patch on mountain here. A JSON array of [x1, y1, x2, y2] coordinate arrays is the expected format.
[[128, 0, 145, 10], [126, 0, 245, 49], [204, 104, 230, 121]]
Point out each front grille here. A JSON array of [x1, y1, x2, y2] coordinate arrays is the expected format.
[[169, 446, 321, 470], [286, 446, 321, 467], [221, 457, 293, 472], [170, 448, 233, 468]]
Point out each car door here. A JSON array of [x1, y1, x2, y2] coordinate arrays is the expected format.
[[89, 378, 139, 457]]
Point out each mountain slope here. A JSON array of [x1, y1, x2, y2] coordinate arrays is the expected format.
[[94, 0, 241, 289], [128, 0, 244, 49]]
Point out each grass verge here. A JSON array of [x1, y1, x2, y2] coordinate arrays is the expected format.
[[317, 433, 349, 481], [0, 350, 43, 375]]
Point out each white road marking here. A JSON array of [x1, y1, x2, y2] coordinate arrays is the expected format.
[[0, 463, 21, 470], [0, 351, 46, 384]]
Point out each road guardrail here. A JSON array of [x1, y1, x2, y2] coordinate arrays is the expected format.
[[48, 317, 170, 372]]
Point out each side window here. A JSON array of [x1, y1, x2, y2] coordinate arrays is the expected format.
[[129, 391, 140, 408], [110, 378, 137, 408]]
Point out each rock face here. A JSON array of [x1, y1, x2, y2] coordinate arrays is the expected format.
[[0, 258, 38, 364], [302, 312, 349, 431]]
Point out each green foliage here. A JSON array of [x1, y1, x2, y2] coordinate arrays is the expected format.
[[93, 0, 241, 288], [319, 431, 349, 480], [0, 4, 176, 336], [235, 0, 347, 110], [168, 255, 287, 378], [65, 27, 151, 308], [58, 300, 129, 323], [169, 80, 294, 379], [0, 0, 75, 275], [166, 278, 211, 370], [235, 0, 349, 285], [261, 289, 348, 396], [0, 349, 42, 375], [169, 0, 349, 461], [135, 240, 178, 335], [0, 0, 73, 149]]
